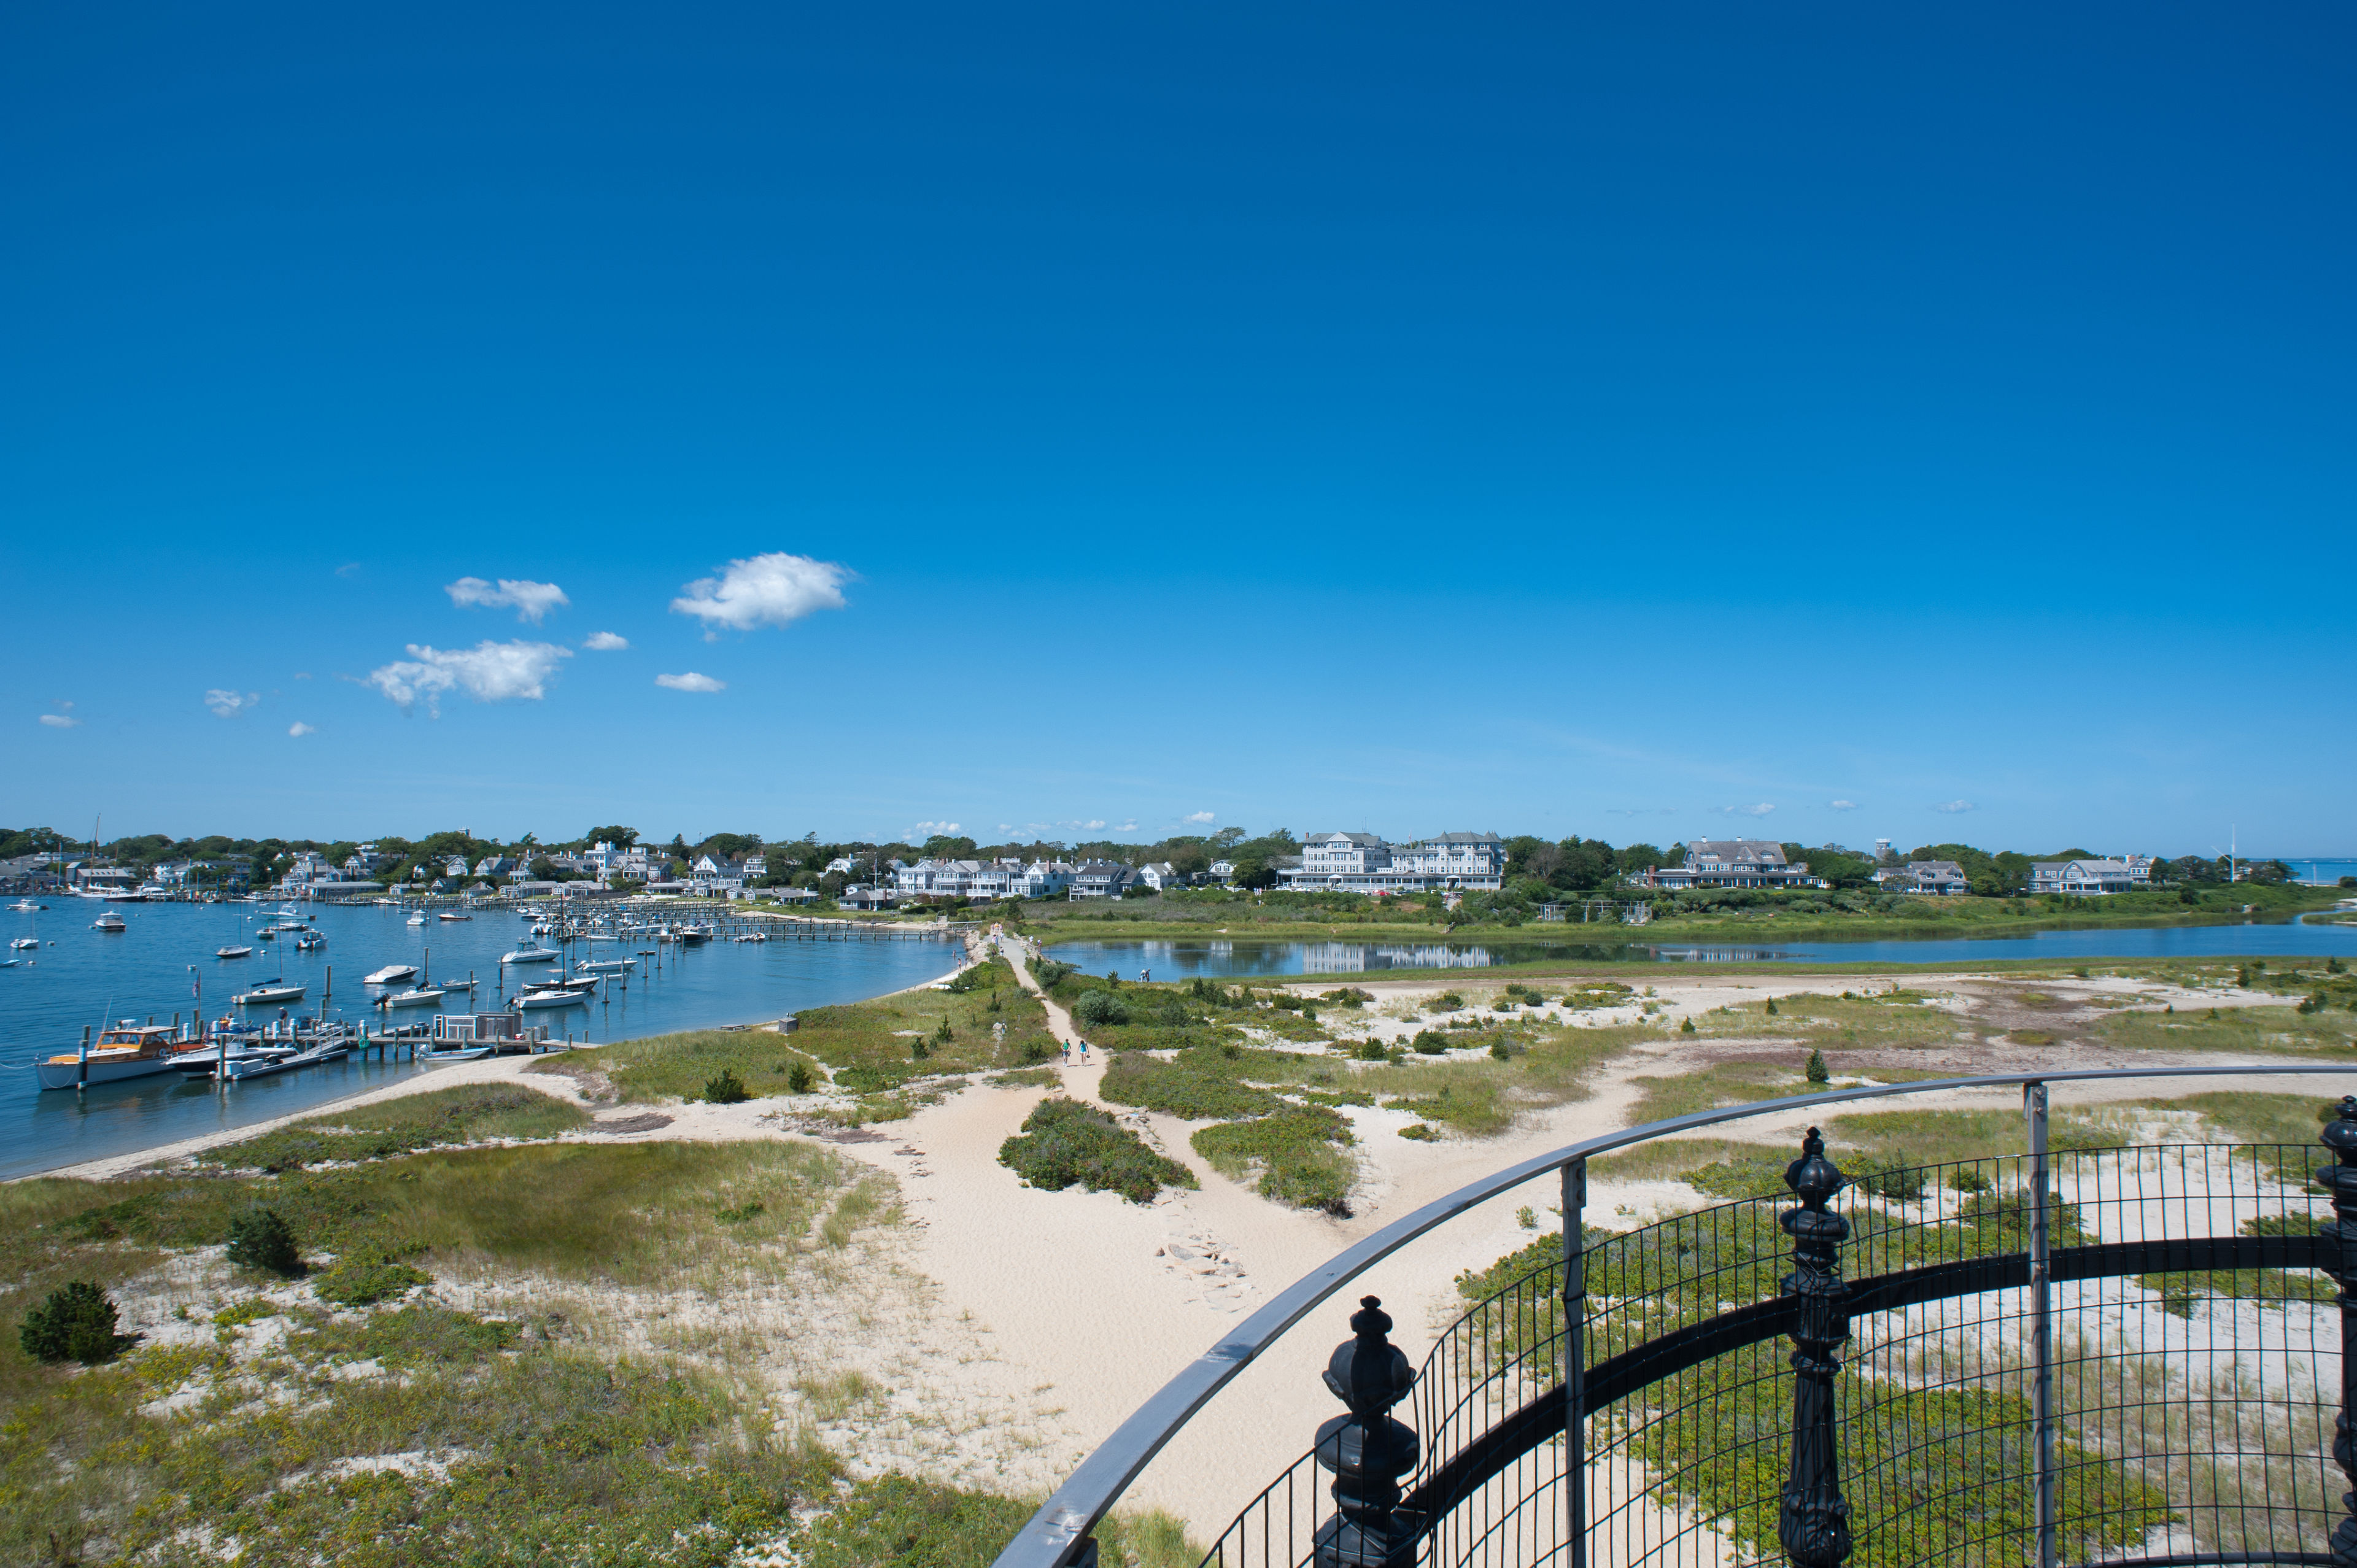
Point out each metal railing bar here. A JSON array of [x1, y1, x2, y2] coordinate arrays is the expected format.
[[991, 1065, 2355, 1568]]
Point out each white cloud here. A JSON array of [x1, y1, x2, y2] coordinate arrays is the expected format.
[[912, 821, 962, 836], [654, 671, 726, 692], [446, 576, 570, 624], [1829, 800, 1858, 811], [205, 689, 260, 719], [1722, 803, 1776, 817], [671, 552, 850, 636], [1183, 811, 1215, 825], [288, 722, 316, 737], [38, 714, 79, 728], [335, 562, 362, 579], [1117, 821, 1138, 833], [1932, 800, 1978, 814], [998, 824, 1015, 836], [582, 631, 630, 651], [1082, 819, 1106, 831], [365, 639, 573, 715]]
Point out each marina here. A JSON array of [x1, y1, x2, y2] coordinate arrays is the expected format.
[[0, 900, 966, 1180]]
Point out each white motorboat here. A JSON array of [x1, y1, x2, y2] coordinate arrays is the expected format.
[[438, 911, 472, 922], [364, 963, 419, 985], [514, 986, 589, 1010], [92, 912, 126, 932], [573, 957, 635, 975], [407, 912, 427, 926], [502, 945, 561, 965], [234, 981, 308, 1005], [419, 1045, 493, 1062], [217, 945, 254, 959], [295, 932, 327, 951], [379, 987, 448, 1008], [37, 1024, 211, 1089]]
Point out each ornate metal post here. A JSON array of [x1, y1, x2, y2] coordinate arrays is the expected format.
[[1565, 1157, 1589, 1568], [2316, 1096, 2357, 1566], [1313, 1296, 1421, 1568], [1780, 1128, 1854, 1568]]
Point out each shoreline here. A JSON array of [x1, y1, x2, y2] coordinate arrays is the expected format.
[[12, 932, 981, 1186]]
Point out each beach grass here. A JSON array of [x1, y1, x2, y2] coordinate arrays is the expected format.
[[559, 956, 1057, 1105], [194, 1082, 590, 1172]]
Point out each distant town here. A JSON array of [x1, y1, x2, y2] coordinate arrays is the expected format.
[[0, 822, 2329, 909]]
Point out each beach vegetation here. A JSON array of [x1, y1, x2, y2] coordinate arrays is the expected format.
[[198, 1083, 590, 1172], [20, 1280, 121, 1364], [1191, 1106, 1357, 1214], [225, 1205, 303, 1275], [997, 1097, 1196, 1203]]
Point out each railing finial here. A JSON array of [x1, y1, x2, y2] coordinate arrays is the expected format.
[[1780, 1127, 1854, 1568], [1313, 1295, 1420, 1567], [2316, 1099, 2357, 1566]]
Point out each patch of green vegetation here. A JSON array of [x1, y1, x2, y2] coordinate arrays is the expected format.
[[2101, 1005, 2357, 1056], [1191, 1108, 1357, 1215], [1398, 1123, 1436, 1140], [2171, 1092, 2340, 1146], [1100, 1046, 1292, 1121], [572, 963, 1054, 1102], [703, 1067, 752, 1103], [198, 1084, 590, 1172], [787, 1475, 1201, 1568], [19, 1281, 122, 1365], [1627, 1062, 1800, 1124], [987, 1067, 1059, 1088], [314, 1247, 434, 1308], [2137, 1267, 2334, 1318], [226, 1205, 304, 1275], [997, 1098, 1196, 1203], [212, 1297, 277, 1327]]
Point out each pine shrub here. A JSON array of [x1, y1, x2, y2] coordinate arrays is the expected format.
[[704, 1068, 751, 1104], [786, 1060, 815, 1094], [226, 1205, 302, 1275], [20, 1281, 120, 1364], [1805, 1048, 1831, 1084]]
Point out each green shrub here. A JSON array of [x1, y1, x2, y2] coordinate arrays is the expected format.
[[314, 1251, 433, 1308], [1679, 1017, 1696, 1035], [20, 1281, 120, 1364], [1399, 1124, 1436, 1141], [1859, 1153, 1928, 1202], [1074, 989, 1130, 1027], [1805, 1048, 1830, 1084], [1192, 1107, 1357, 1215], [1435, 992, 1465, 1011], [1412, 1030, 1449, 1055], [705, 1068, 751, 1104], [786, 1060, 816, 1093], [1353, 1039, 1387, 1062], [1489, 1040, 1512, 1062], [226, 1205, 303, 1275], [997, 1098, 1196, 1203], [1101, 1048, 1287, 1120]]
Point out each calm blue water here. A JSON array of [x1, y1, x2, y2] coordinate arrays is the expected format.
[[0, 901, 958, 1180], [1046, 917, 2357, 979], [2284, 859, 2357, 886]]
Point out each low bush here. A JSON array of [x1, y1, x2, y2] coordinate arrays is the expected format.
[[314, 1247, 433, 1308], [226, 1205, 303, 1275], [1074, 989, 1131, 1027], [1191, 1107, 1357, 1215], [20, 1281, 120, 1364], [705, 1068, 752, 1104], [1399, 1124, 1436, 1141], [1101, 1048, 1288, 1121], [1353, 1040, 1387, 1062], [997, 1098, 1196, 1203], [1412, 1030, 1450, 1055], [1435, 992, 1465, 1011], [786, 1060, 816, 1093]]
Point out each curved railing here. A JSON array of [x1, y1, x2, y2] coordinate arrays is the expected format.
[[989, 1065, 2357, 1568]]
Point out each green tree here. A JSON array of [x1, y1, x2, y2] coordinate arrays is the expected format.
[[586, 824, 640, 847]]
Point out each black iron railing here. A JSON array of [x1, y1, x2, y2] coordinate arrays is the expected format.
[[993, 1068, 2357, 1568]]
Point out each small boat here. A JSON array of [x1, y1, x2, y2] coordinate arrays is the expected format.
[[419, 1046, 493, 1063], [379, 986, 448, 1008], [234, 981, 308, 1005], [502, 944, 560, 964], [37, 1024, 206, 1089], [732, 933, 767, 943], [438, 911, 472, 922], [216, 945, 253, 959], [365, 963, 419, 985], [10, 937, 37, 951], [514, 986, 589, 1010], [92, 913, 127, 932], [407, 913, 427, 926], [294, 933, 327, 951], [573, 957, 636, 975]]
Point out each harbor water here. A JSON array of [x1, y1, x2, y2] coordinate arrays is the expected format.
[[0, 900, 959, 1181], [1045, 916, 2357, 979]]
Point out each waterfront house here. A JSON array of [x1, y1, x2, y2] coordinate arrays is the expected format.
[[1873, 860, 1970, 895], [471, 855, 514, 879], [1070, 862, 1137, 899], [1136, 861, 1184, 892], [743, 852, 767, 880], [2029, 859, 2137, 896], [1209, 859, 1236, 881], [1277, 831, 1506, 894], [1638, 840, 1816, 891], [689, 854, 747, 896]]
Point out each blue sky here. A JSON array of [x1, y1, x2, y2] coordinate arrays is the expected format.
[[4, 3, 2351, 856]]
